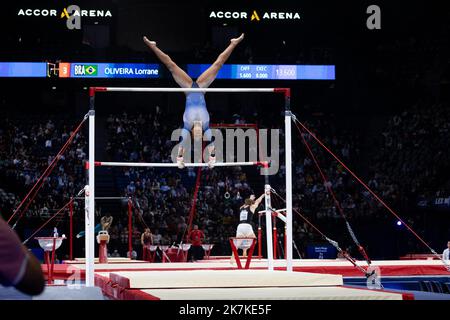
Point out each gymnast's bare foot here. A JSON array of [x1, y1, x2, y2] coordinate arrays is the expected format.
[[230, 33, 244, 45], [208, 147, 216, 169], [177, 155, 185, 169], [143, 36, 156, 48]]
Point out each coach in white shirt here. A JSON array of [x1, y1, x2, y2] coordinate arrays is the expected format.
[[443, 241, 450, 260]]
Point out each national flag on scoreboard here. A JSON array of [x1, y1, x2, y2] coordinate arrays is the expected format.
[[85, 65, 98, 76]]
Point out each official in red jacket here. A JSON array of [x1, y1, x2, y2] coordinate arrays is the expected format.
[[188, 225, 205, 262]]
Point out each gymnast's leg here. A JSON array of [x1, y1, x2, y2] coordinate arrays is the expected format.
[[177, 126, 191, 168], [196, 33, 245, 89], [144, 36, 193, 167], [192, 33, 244, 166], [143, 36, 193, 88], [203, 122, 216, 168]]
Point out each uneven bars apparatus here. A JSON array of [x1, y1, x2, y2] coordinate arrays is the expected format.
[[86, 86, 292, 286]]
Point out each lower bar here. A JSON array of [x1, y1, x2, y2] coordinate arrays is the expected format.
[[96, 161, 267, 168]]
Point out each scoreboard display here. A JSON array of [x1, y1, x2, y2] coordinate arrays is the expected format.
[[61, 63, 160, 78], [0, 62, 335, 80], [187, 64, 335, 80], [0, 62, 47, 77]]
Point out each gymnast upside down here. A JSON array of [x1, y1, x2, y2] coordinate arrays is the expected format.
[[143, 33, 245, 168]]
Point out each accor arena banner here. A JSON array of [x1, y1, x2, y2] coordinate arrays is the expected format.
[[207, 7, 302, 24]]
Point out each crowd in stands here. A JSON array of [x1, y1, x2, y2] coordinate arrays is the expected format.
[[0, 97, 448, 260], [369, 103, 450, 211], [0, 115, 86, 223]]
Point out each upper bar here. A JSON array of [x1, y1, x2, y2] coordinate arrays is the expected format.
[[90, 87, 289, 95], [95, 161, 267, 168]]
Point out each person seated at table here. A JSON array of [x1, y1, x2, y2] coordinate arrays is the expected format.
[[111, 249, 121, 258], [127, 249, 138, 260], [0, 216, 45, 295]]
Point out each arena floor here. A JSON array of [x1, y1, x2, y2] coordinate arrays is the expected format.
[[35, 257, 450, 300]]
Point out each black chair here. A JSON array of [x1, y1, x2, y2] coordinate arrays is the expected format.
[[420, 281, 433, 292], [419, 281, 426, 291], [443, 283, 450, 294], [431, 281, 444, 293]]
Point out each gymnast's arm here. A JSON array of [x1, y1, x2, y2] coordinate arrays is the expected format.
[[251, 193, 265, 210]]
